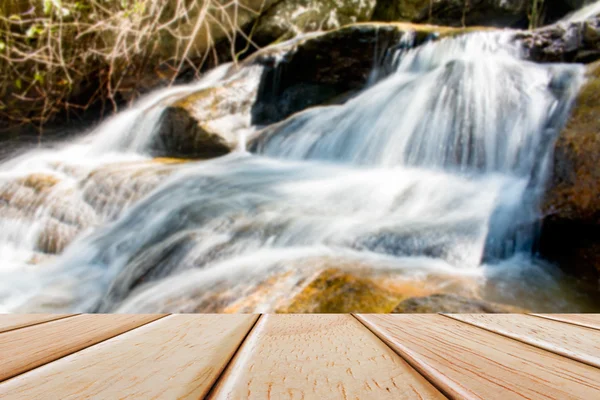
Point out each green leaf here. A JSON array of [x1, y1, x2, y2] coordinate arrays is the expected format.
[[0, 41, 5, 51], [34, 72, 44, 84], [43, 0, 52, 15], [26, 25, 38, 38], [15, 79, 22, 90]]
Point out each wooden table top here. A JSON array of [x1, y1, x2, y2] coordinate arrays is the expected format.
[[0, 314, 599, 399]]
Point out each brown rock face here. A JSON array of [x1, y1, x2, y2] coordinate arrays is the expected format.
[[541, 61, 600, 278], [152, 70, 261, 158], [277, 268, 407, 313]]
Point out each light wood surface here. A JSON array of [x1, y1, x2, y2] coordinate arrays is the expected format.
[[0, 314, 258, 399], [531, 314, 600, 331], [357, 314, 600, 400], [445, 314, 600, 368], [0, 314, 74, 333], [0, 314, 163, 382], [1, 314, 600, 399], [208, 314, 445, 400]]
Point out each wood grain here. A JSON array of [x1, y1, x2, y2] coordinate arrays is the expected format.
[[0, 314, 163, 382], [357, 314, 600, 400], [0, 314, 74, 334], [445, 314, 600, 368], [0, 314, 258, 399], [531, 314, 600, 331], [208, 314, 445, 400]]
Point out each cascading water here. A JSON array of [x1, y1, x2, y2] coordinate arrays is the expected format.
[[563, 0, 600, 22], [0, 30, 593, 313]]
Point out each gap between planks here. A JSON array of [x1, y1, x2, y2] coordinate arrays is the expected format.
[[208, 314, 445, 399], [355, 314, 600, 400], [0, 314, 167, 382], [0, 314, 77, 334], [529, 313, 600, 331], [441, 313, 600, 369], [0, 314, 259, 399]]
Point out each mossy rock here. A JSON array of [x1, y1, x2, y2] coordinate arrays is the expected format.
[[540, 61, 600, 278], [277, 268, 406, 313]]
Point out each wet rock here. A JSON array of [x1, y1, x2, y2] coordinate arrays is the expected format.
[[152, 67, 262, 158], [392, 293, 526, 313], [81, 158, 185, 219], [276, 268, 407, 313], [518, 18, 600, 63], [540, 61, 600, 278], [0, 159, 184, 258], [248, 23, 471, 125], [157, 23, 473, 158], [36, 219, 82, 254]]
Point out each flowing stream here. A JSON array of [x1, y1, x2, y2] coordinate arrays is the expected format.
[[0, 29, 597, 313], [563, 0, 600, 22]]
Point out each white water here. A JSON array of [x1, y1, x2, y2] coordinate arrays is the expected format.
[[0, 31, 590, 313], [563, 0, 600, 22]]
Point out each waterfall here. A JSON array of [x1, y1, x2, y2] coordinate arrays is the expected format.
[[562, 1, 600, 22], [0, 30, 587, 313]]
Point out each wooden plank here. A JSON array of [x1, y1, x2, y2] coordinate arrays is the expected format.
[[357, 314, 600, 400], [0, 314, 74, 334], [531, 314, 600, 331], [445, 314, 600, 368], [0, 314, 163, 382], [208, 314, 445, 400], [0, 314, 258, 399]]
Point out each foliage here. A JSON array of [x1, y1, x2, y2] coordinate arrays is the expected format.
[[0, 0, 257, 128], [528, 0, 545, 29]]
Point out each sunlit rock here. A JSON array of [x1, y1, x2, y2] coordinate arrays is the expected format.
[[252, 0, 377, 46]]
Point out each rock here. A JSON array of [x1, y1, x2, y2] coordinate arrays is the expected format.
[[392, 293, 526, 313], [157, 22, 473, 159], [81, 158, 186, 219], [252, 0, 377, 46], [374, 0, 529, 28], [248, 23, 474, 125], [151, 67, 262, 158], [518, 18, 600, 63], [277, 268, 407, 313], [540, 61, 600, 278], [36, 219, 81, 254]]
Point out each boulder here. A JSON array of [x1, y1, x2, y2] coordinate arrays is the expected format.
[[518, 18, 600, 63], [151, 67, 262, 158], [277, 268, 407, 313], [392, 293, 526, 312], [540, 61, 600, 278], [157, 23, 472, 159]]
